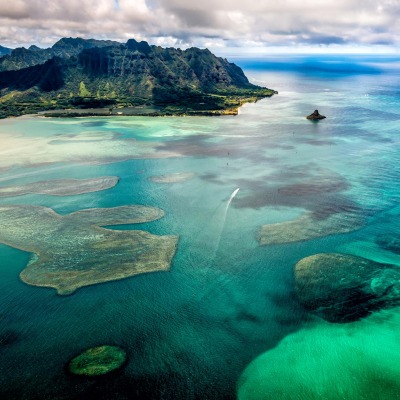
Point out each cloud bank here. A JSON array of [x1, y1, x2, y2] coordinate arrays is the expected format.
[[0, 0, 399, 52]]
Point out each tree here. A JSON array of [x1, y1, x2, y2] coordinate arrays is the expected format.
[[79, 81, 91, 97]]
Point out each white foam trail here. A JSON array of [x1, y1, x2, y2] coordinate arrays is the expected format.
[[214, 188, 240, 257], [226, 188, 240, 210], [196, 188, 241, 301], [187, 187, 241, 273]]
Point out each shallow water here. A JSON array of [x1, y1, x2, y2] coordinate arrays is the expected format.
[[0, 55, 400, 399]]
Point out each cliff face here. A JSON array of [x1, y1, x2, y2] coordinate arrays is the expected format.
[[0, 38, 275, 118]]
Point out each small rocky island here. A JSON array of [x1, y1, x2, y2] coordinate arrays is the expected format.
[[306, 110, 326, 120], [0, 37, 276, 118]]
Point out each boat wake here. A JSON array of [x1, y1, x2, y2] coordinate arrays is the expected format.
[[213, 187, 240, 258]]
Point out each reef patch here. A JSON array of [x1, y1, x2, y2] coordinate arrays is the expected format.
[[294, 253, 400, 322], [0, 177, 119, 197], [0, 205, 178, 295], [376, 233, 400, 255], [258, 212, 364, 245], [150, 172, 195, 183], [67, 345, 127, 376]]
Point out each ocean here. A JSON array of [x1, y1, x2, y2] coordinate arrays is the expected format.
[[1, 55, 400, 399]]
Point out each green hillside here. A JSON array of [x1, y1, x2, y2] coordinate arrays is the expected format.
[[0, 38, 276, 118]]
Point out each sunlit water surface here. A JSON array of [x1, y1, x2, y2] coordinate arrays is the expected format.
[[1, 55, 400, 399]]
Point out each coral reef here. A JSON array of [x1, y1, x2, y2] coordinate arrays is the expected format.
[[0, 177, 118, 197], [294, 253, 400, 322], [258, 212, 364, 245], [0, 205, 178, 295], [67, 345, 127, 376], [150, 172, 195, 183], [375, 233, 400, 255]]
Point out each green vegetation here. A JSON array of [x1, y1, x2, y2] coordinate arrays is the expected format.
[[78, 81, 91, 97], [68, 345, 127, 376], [0, 38, 276, 118]]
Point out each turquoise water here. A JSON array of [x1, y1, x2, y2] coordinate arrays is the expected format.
[[1, 56, 400, 399]]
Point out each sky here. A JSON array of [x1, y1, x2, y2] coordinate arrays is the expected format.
[[0, 0, 399, 55]]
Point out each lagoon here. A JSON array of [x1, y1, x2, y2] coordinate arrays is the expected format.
[[1, 55, 400, 399]]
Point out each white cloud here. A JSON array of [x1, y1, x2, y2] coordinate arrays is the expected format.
[[0, 0, 399, 52]]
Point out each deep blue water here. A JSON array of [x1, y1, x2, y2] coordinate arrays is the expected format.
[[1, 55, 400, 399]]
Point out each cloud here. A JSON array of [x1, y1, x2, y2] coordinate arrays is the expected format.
[[0, 0, 29, 19], [0, 0, 399, 52]]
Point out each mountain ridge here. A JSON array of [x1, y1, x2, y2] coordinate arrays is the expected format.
[[0, 38, 276, 118], [0, 38, 120, 72], [0, 45, 12, 57]]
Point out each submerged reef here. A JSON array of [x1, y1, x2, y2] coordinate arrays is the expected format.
[[375, 233, 400, 255], [0, 205, 178, 295], [150, 172, 195, 184], [254, 166, 364, 245], [67, 345, 127, 376], [237, 308, 400, 400], [294, 253, 400, 322], [0, 329, 20, 348], [258, 212, 364, 245], [0, 176, 118, 197]]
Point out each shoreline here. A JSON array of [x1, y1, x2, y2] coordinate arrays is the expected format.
[[40, 94, 276, 118], [0, 91, 278, 120], [41, 108, 241, 118]]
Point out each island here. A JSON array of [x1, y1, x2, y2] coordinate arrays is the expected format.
[[0, 38, 277, 118], [306, 109, 326, 120]]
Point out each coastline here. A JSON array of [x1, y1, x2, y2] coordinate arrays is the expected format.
[[41, 106, 240, 118], [0, 91, 277, 119], [1, 54, 400, 400]]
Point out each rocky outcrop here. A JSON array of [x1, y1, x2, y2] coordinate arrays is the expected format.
[[306, 109, 326, 120], [294, 253, 400, 322]]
